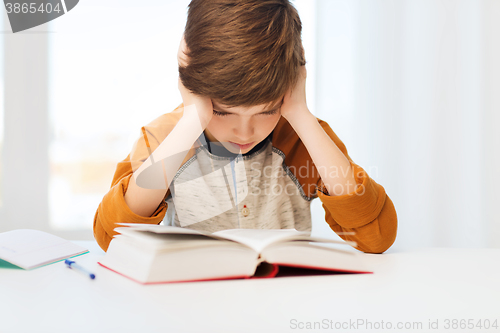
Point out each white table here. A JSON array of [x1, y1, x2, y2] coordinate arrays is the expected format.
[[1, 242, 499, 333]]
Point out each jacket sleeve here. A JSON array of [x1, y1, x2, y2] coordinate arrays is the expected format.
[[92, 109, 185, 251], [94, 107, 189, 251], [93, 156, 168, 252], [316, 120, 397, 254]]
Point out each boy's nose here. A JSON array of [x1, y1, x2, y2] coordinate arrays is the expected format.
[[233, 122, 254, 142]]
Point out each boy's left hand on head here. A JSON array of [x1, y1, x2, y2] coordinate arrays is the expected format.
[[279, 65, 310, 121]]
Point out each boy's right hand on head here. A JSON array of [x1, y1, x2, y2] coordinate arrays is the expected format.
[[177, 35, 213, 128], [178, 77, 213, 128]]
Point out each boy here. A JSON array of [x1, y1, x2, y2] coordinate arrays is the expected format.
[[94, 0, 397, 253]]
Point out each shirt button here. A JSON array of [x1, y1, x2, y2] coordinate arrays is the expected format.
[[242, 206, 250, 217]]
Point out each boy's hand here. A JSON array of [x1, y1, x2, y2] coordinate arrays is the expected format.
[[178, 78, 213, 127], [279, 65, 310, 121], [177, 35, 213, 127]]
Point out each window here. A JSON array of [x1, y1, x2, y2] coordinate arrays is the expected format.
[[48, 1, 191, 230]]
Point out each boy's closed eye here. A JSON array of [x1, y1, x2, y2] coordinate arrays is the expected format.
[[212, 109, 280, 117]]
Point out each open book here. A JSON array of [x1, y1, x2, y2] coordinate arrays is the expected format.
[[98, 224, 371, 284]]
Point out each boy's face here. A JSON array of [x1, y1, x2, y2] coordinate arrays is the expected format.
[[204, 100, 283, 154]]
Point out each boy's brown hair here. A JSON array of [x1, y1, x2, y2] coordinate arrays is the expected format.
[[179, 0, 305, 108]]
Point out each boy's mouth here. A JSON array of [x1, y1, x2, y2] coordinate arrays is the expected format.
[[229, 142, 254, 150]]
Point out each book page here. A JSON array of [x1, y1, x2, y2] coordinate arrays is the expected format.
[[213, 229, 308, 252], [116, 224, 354, 253], [116, 225, 304, 252], [116, 224, 208, 236], [214, 229, 356, 252], [115, 225, 249, 250]]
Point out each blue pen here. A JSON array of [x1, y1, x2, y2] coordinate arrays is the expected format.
[[64, 259, 96, 280]]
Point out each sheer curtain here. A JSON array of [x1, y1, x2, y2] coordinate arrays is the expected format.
[[312, 0, 500, 250]]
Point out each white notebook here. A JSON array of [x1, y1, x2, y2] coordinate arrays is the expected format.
[[0, 229, 88, 269]]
